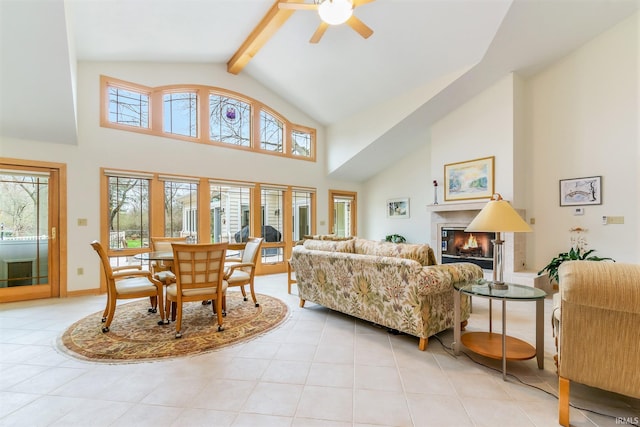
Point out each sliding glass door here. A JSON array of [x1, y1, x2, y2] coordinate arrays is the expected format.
[[0, 163, 62, 302]]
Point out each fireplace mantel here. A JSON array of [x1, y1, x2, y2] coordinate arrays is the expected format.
[[427, 201, 487, 212]]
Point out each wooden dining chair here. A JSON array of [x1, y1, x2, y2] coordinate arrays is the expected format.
[[150, 236, 190, 312], [166, 243, 228, 338], [149, 236, 189, 278], [90, 240, 166, 333], [224, 237, 263, 307]]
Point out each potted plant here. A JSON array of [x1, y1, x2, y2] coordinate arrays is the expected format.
[[385, 234, 406, 243], [538, 247, 614, 284]]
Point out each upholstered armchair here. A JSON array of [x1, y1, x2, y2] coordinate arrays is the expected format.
[[556, 260, 640, 427]]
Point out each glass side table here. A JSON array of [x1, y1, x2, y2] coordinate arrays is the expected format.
[[453, 279, 547, 380]]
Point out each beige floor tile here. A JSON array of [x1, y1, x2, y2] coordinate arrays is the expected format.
[[140, 375, 209, 407], [232, 412, 293, 427], [353, 388, 412, 426], [261, 359, 311, 384], [8, 366, 86, 395], [0, 273, 636, 427], [399, 367, 457, 396], [50, 398, 133, 426], [354, 364, 403, 392], [0, 395, 84, 427], [354, 333, 395, 367], [314, 342, 355, 364], [406, 393, 474, 426], [461, 397, 536, 427], [306, 362, 354, 388], [292, 418, 351, 427], [295, 385, 353, 422], [274, 342, 317, 362], [111, 402, 183, 426], [188, 379, 256, 412], [169, 408, 236, 427], [0, 391, 39, 418], [241, 382, 304, 417]]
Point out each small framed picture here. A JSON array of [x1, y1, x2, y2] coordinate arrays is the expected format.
[[387, 198, 410, 219], [559, 176, 602, 206]]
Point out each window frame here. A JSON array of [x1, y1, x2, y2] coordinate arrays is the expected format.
[[100, 76, 316, 161], [100, 168, 316, 276]]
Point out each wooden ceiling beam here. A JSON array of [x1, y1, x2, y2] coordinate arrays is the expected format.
[[227, 0, 297, 75]]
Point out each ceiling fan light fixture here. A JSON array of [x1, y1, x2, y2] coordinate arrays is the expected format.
[[318, 0, 353, 25]]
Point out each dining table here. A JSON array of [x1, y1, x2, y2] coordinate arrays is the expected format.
[[134, 243, 246, 320]]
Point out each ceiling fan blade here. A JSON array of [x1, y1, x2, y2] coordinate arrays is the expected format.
[[353, 0, 375, 6], [310, 22, 329, 44], [346, 15, 373, 39], [278, 2, 318, 11]]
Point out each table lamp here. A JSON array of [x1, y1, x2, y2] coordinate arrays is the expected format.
[[465, 193, 532, 289]]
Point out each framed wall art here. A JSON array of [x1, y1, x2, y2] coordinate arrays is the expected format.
[[559, 176, 602, 206], [444, 156, 495, 201], [387, 198, 410, 218]]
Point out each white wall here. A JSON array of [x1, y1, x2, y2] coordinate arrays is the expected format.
[[327, 66, 472, 174], [363, 12, 639, 269], [526, 12, 639, 266], [2, 62, 361, 292], [431, 74, 516, 201], [361, 142, 431, 243]]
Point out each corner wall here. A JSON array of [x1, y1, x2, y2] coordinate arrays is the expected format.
[[363, 12, 639, 268], [525, 12, 639, 266]]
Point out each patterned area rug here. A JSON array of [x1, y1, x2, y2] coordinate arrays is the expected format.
[[58, 292, 289, 363]]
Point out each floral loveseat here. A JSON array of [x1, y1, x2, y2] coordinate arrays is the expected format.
[[290, 238, 483, 350]]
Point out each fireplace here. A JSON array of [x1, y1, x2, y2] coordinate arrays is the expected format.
[[441, 227, 494, 270], [428, 201, 527, 279]]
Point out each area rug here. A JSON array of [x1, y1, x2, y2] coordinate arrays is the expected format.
[[57, 292, 289, 363]]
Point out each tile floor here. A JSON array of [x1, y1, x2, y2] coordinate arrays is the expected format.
[[1, 273, 638, 427]]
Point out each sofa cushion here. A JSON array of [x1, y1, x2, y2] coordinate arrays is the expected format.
[[303, 234, 353, 241], [303, 238, 355, 253], [354, 238, 436, 266]]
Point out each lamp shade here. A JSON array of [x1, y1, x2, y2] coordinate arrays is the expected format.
[[318, 0, 353, 25], [465, 194, 532, 233]]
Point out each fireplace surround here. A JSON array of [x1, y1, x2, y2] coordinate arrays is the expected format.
[[441, 227, 495, 270], [428, 201, 527, 281]]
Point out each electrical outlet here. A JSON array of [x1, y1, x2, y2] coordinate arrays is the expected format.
[[529, 218, 535, 225]]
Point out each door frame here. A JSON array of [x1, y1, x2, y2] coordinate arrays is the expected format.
[[0, 158, 67, 302], [328, 189, 357, 237]]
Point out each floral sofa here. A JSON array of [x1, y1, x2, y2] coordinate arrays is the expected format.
[[290, 238, 483, 350]]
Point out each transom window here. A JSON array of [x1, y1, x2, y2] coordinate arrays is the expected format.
[[260, 110, 284, 153], [101, 76, 316, 161], [108, 86, 149, 128], [163, 92, 197, 138], [209, 94, 251, 147]]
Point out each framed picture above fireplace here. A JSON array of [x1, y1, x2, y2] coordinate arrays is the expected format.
[[444, 156, 495, 201]]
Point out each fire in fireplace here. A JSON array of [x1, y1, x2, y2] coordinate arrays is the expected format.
[[440, 227, 495, 270]]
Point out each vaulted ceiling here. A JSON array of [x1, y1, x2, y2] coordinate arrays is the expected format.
[[1, 0, 638, 180]]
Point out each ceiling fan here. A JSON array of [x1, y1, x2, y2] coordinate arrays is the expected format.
[[278, 0, 375, 43]]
